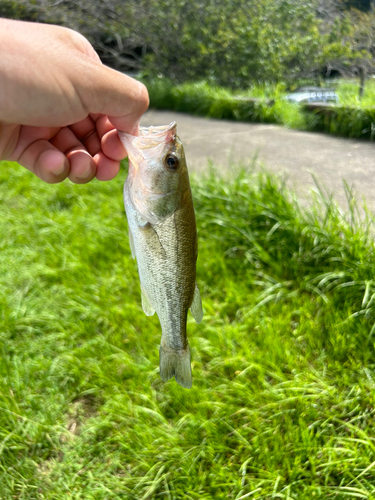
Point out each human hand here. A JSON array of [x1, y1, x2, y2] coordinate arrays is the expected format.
[[0, 18, 149, 183]]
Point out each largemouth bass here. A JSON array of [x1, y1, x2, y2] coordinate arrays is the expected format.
[[119, 122, 203, 389]]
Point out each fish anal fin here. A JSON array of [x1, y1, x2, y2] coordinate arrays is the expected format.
[[159, 344, 192, 389], [190, 283, 203, 324], [128, 228, 136, 259], [141, 286, 155, 316]]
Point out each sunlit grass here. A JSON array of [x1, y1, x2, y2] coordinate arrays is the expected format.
[[144, 78, 305, 130], [2, 161, 375, 498], [336, 78, 375, 107], [143, 77, 375, 139]]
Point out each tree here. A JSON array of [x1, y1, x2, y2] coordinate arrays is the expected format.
[[2, 0, 375, 90], [0, 0, 147, 71], [141, 0, 325, 87]]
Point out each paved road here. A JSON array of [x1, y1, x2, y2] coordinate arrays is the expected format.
[[141, 109, 375, 214]]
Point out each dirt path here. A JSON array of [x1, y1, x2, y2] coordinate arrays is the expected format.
[[141, 109, 375, 214]]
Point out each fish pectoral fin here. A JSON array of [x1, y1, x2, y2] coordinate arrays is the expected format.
[[141, 286, 155, 316], [190, 283, 203, 324], [128, 228, 136, 259]]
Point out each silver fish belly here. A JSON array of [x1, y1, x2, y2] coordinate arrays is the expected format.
[[119, 122, 203, 388]]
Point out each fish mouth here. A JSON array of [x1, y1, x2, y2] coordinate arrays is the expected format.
[[119, 122, 177, 151], [138, 122, 177, 139]]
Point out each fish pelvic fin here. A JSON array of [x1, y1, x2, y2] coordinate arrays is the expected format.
[[128, 228, 136, 259], [159, 343, 192, 389], [190, 283, 203, 324], [141, 286, 155, 316]]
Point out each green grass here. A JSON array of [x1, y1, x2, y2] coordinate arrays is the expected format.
[[305, 79, 375, 139], [144, 78, 307, 130], [2, 161, 375, 498], [336, 79, 375, 107]]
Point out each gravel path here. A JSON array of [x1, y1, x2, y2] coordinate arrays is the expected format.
[[141, 109, 375, 214]]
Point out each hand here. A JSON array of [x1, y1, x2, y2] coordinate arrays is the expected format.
[[0, 19, 149, 183]]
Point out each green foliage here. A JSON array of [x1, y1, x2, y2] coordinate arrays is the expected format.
[[2, 161, 375, 497], [143, 77, 375, 140], [337, 78, 375, 105], [140, 0, 372, 86], [305, 104, 375, 138], [143, 0, 326, 87], [5, 0, 375, 86], [0, 0, 38, 20], [144, 77, 307, 128], [145, 79, 279, 122], [306, 78, 375, 139]]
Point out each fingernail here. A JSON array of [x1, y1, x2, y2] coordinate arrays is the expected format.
[[77, 163, 93, 179], [53, 163, 67, 176]]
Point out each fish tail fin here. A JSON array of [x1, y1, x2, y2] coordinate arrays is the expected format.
[[159, 343, 192, 389]]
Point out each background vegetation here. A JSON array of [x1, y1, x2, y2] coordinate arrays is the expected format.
[[2, 0, 375, 88], [2, 161, 375, 498], [143, 77, 375, 139]]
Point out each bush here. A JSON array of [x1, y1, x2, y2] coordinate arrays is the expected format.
[[143, 77, 375, 140], [144, 78, 295, 124], [305, 105, 375, 139]]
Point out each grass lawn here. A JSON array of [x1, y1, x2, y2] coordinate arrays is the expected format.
[[2, 160, 375, 499]]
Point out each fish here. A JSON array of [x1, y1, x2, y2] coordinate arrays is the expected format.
[[118, 122, 203, 389]]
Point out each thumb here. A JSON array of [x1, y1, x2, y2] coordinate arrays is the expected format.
[[77, 62, 149, 134]]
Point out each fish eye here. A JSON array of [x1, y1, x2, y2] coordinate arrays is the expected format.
[[164, 152, 180, 171]]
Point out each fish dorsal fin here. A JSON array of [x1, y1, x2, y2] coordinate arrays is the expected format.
[[128, 228, 136, 259], [141, 286, 155, 316], [190, 283, 203, 324]]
